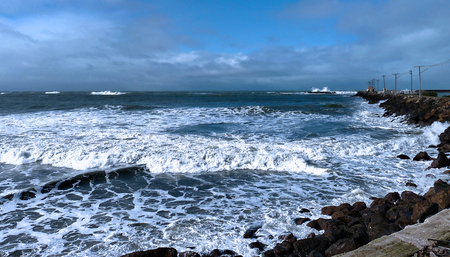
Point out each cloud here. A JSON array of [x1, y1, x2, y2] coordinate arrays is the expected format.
[[0, 0, 449, 91]]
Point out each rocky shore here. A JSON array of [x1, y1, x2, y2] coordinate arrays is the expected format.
[[121, 92, 450, 257]]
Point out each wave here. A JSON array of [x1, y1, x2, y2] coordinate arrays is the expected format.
[[45, 91, 60, 94], [0, 165, 146, 203], [91, 91, 127, 95]]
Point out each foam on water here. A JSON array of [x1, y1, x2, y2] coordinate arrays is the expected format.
[[0, 94, 449, 256], [45, 91, 60, 94], [91, 91, 127, 95]]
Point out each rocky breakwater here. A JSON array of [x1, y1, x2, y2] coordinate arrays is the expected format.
[[355, 91, 450, 126]]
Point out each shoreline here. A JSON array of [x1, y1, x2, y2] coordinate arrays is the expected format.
[[122, 92, 450, 257]]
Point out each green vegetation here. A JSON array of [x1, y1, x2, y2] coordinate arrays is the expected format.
[[422, 92, 438, 97]]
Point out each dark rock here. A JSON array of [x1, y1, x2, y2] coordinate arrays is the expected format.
[[121, 248, 178, 257], [438, 144, 450, 153], [205, 249, 222, 257], [306, 220, 322, 231], [429, 152, 450, 168], [397, 154, 410, 160], [366, 212, 401, 240], [273, 245, 288, 256], [443, 170, 450, 174], [294, 218, 311, 225], [307, 233, 316, 239], [317, 219, 344, 231], [299, 208, 311, 213], [261, 249, 275, 257], [248, 241, 267, 251], [400, 191, 425, 205], [321, 203, 353, 216], [393, 212, 414, 229], [322, 225, 351, 244], [406, 182, 417, 187], [243, 225, 262, 238], [413, 152, 432, 161], [293, 237, 330, 257], [352, 202, 367, 212], [307, 250, 325, 257], [426, 174, 436, 179], [425, 188, 450, 210], [412, 201, 439, 223], [283, 233, 297, 243], [439, 126, 450, 144], [325, 238, 358, 257], [180, 251, 201, 257], [222, 250, 236, 256]]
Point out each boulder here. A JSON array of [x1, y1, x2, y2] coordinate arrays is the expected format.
[[243, 225, 262, 238], [412, 201, 439, 223], [179, 252, 201, 257], [248, 241, 266, 251], [121, 248, 178, 257], [429, 152, 450, 168], [325, 238, 358, 257], [397, 154, 410, 160], [413, 152, 432, 161], [439, 126, 450, 144], [294, 217, 311, 225], [293, 237, 330, 257]]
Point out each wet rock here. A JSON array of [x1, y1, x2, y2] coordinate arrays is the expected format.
[[412, 201, 439, 223], [299, 208, 311, 213], [222, 250, 237, 256], [352, 202, 367, 212], [261, 249, 275, 257], [248, 241, 267, 251], [205, 249, 222, 257], [325, 238, 358, 257], [243, 225, 262, 238], [439, 126, 450, 144], [294, 217, 311, 225], [438, 144, 450, 153], [307, 250, 325, 257], [322, 224, 351, 244], [400, 191, 425, 205], [179, 251, 201, 257], [293, 237, 330, 257], [121, 247, 178, 257], [397, 154, 410, 160], [20, 190, 37, 200], [406, 182, 418, 187], [306, 220, 322, 231], [413, 152, 432, 161], [429, 152, 450, 168]]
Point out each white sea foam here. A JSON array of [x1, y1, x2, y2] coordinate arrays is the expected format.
[[45, 91, 60, 94], [91, 91, 126, 95]]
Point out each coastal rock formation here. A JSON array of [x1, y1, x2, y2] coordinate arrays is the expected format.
[[355, 91, 450, 126]]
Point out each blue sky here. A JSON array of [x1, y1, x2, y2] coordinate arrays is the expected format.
[[0, 0, 449, 91]]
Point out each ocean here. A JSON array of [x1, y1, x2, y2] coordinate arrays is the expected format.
[[0, 90, 448, 257]]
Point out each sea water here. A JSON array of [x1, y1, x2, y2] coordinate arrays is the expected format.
[[0, 91, 448, 257]]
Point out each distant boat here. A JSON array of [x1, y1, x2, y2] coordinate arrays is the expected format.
[[309, 87, 336, 94]]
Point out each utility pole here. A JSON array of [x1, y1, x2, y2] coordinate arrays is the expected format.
[[377, 79, 380, 92], [392, 73, 399, 94], [414, 66, 425, 97], [382, 75, 386, 92], [409, 70, 413, 94], [372, 79, 376, 92]]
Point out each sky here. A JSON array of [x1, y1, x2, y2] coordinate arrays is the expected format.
[[0, 0, 449, 91]]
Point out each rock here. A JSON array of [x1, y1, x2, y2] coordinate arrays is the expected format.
[[400, 191, 425, 205], [412, 201, 439, 223], [352, 202, 367, 211], [429, 152, 450, 168], [307, 250, 325, 257], [439, 126, 450, 144], [261, 249, 275, 257], [444, 170, 450, 174], [243, 225, 262, 238], [413, 152, 432, 161], [438, 144, 450, 153], [294, 217, 311, 225], [120, 248, 178, 257], [322, 224, 351, 244], [205, 249, 222, 257], [222, 250, 237, 256], [179, 251, 201, 257], [406, 182, 417, 187], [325, 238, 358, 257], [397, 154, 410, 160], [248, 241, 266, 251], [306, 219, 322, 231], [293, 237, 330, 257], [299, 208, 311, 213]]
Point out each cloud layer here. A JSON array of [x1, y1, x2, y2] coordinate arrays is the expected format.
[[0, 0, 449, 91]]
